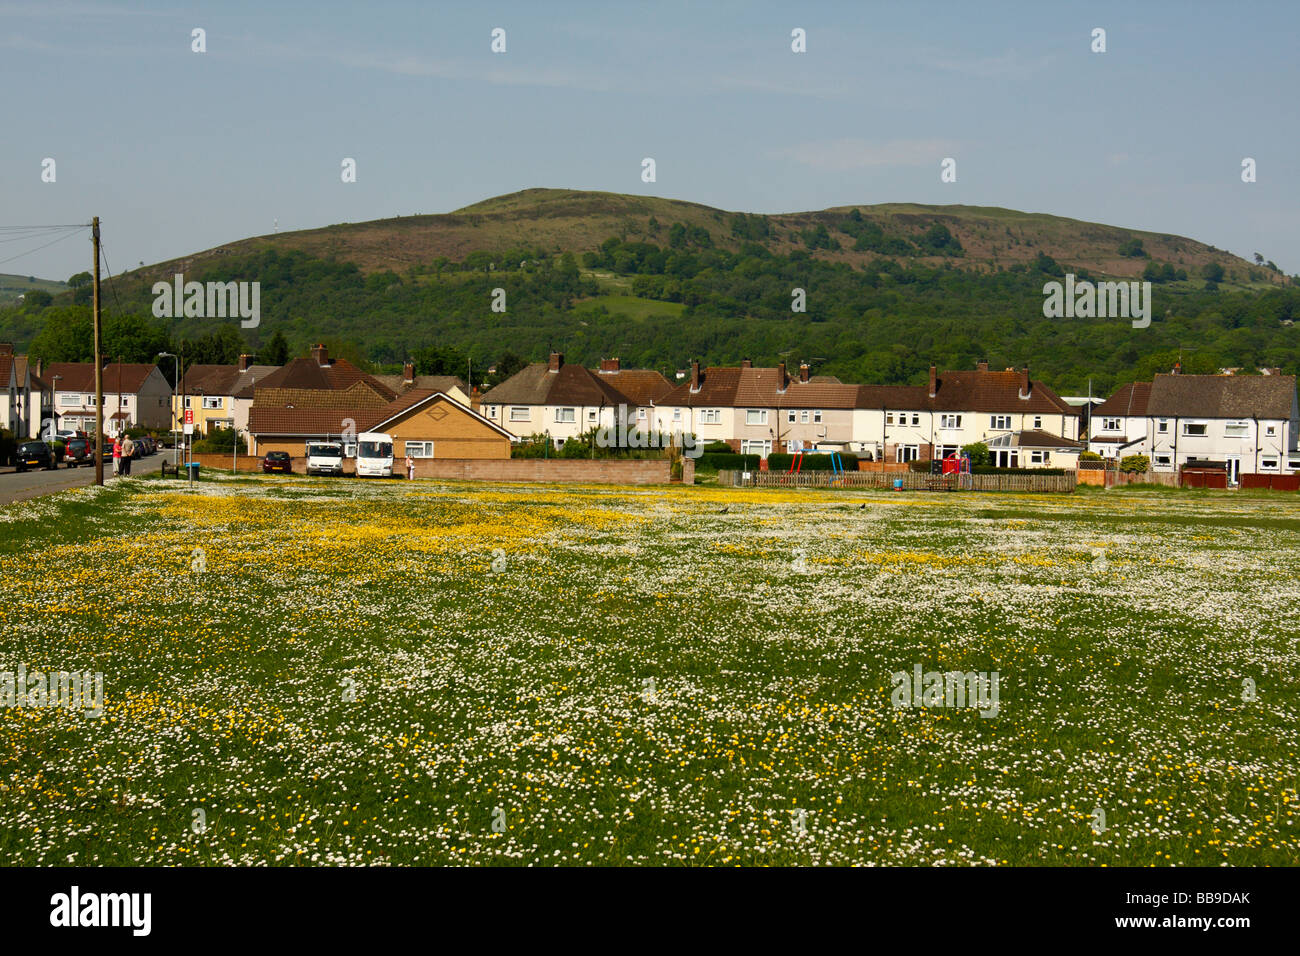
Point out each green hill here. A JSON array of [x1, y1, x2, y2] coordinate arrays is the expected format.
[[2, 188, 1297, 395]]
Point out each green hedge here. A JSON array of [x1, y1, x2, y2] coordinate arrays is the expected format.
[[693, 452, 760, 472], [972, 466, 1067, 476], [766, 452, 860, 472]]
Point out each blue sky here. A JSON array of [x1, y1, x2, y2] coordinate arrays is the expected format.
[[2, 0, 1297, 281]]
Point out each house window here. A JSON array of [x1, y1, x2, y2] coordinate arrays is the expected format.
[[487, 405, 497, 418], [183, 397, 192, 409], [1101, 418, 1121, 432], [1033, 416, 1042, 429], [1183, 422, 1208, 436], [786, 410, 796, 424], [509, 407, 530, 422], [990, 415, 1011, 430], [202, 396, 222, 409], [1266, 424, 1277, 437], [672, 408, 681, 422], [86, 395, 97, 407], [813, 410, 823, 423], [1155, 454, 1172, 468], [940, 414, 962, 429], [745, 409, 768, 425], [740, 439, 771, 457], [1156, 419, 1169, 433], [1261, 457, 1279, 470], [554, 407, 576, 423], [405, 441, 434, 458], [895, 445, 920, 463], [992, 449, 1019, 468], [911, 414, 920, 426], [699, 408, 721, 424], [1225, 420, 1249, 438], [1288, 457, 1300, 471], [61, 394, 77, 406], [937, 445, 959, 459], [1029, 450, 1050, 466], [587, 409, 598, 422]]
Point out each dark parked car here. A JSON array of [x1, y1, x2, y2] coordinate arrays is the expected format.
[[63, 437, 94, 467], [15, 440, 59, 472], [262, 451, 292, 474]]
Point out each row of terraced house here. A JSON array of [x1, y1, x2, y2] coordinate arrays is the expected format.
[[5, 340, 1298, 480], [479, 352, 1300, 476]]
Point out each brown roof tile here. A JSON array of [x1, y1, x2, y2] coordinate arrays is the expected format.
[[1146, 373, 1297, 419]]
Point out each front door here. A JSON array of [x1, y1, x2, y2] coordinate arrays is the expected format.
[[1226, 456, 1241, 485]]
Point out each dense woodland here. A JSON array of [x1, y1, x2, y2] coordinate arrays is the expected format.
[[2, 216, 1298, 396]]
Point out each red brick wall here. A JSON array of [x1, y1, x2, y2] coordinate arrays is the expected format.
[[411, 458, 673, 484], [184, 454, 679, 484]]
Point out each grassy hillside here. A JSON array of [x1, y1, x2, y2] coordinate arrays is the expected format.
[[0, 273, 66, 307], [113, 188, 1281, 291]]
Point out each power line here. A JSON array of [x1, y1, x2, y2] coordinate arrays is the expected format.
[[0, 226, 84, 268]]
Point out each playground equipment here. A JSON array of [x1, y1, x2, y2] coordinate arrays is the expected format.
[[941, 452, 974, 489]]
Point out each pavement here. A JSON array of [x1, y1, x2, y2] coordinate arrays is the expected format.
[[0, 452, 167, 505]]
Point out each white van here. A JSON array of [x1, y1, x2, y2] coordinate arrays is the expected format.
[[355, 432, 394, 477], [305, 440, 345, 476]]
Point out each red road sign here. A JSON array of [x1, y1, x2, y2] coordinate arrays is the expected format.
[[184, 409, 194, 424]]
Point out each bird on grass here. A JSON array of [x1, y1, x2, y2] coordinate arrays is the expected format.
[[718, 506, 729, 514]]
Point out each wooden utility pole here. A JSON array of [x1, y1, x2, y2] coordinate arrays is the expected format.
[[92, 216, 104, 486]]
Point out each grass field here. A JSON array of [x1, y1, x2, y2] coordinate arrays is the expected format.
[[1, 475, 1297, 866]]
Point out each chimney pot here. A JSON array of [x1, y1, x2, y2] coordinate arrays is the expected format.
[[799, 363, 810, 383], [976, 359, 989, 372], [238, 353, 252, 372], [548, 351, 563, 372], [403, 361, 415, 384], [311, 344, 329, 366], [740, 358, 752, 369]]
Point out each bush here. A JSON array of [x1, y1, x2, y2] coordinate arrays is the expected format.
[[1079, 450, 1103, 461], [1119, 454, 1150, 474], [694, 452, 760, 472], [766, 452, 859, 472], [192, 426, 248, 455], [971, 466, 1067, 476], [961, 442, 990, 467]]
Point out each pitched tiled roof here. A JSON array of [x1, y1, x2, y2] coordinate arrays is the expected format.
[[45, 362, 159, 394], [925, 369, 1079, 416], [249, 389, 512, 439], [594, 368, 673, 406], [1094, 382, 1151, 418], [854, 385, 932, 409], [255, 356, 396, 401], [373, 374, 467, 397], [1014, 429, 1083, 449], [480, 363, 630, 407], [1146, 373, 1297, 419]]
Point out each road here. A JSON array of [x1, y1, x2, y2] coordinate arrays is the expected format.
[[0, 452, 166, 505]]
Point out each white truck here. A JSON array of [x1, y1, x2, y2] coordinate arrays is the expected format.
[[355, 432, 394, 477], [305, 440, 345, 476]]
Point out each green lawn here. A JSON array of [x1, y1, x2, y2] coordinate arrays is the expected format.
[[0, 476, 1296, 865]]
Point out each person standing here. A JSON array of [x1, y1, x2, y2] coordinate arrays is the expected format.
[[120, 433, 134, 476], [112, 434, 122, 477], [405, 453, 415, 480]]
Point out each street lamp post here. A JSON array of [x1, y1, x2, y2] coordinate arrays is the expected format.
[[49, 375, 62, 441], [157, 352, 180, 466]]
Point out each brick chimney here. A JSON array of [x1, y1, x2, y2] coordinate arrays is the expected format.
[[799, 363, 810, 383], [690, 360, 701, 391], [777, 361, 787, 391], [740, 358, 752, 369], [548, 351, 563, 372], [403, 361, 415, 384], [238, 353, 252, 372], [0, 342, 12, 356], [1020, 364, 1031, 398], [928, 364, 937, 399], [599, 357, 620, 373], [976, 359, 989, 372], [1172, 362, 1181, 375], [311, 344, 329, 366]]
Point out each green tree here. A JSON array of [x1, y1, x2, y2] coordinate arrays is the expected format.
[[261, 329, 290, 365]]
